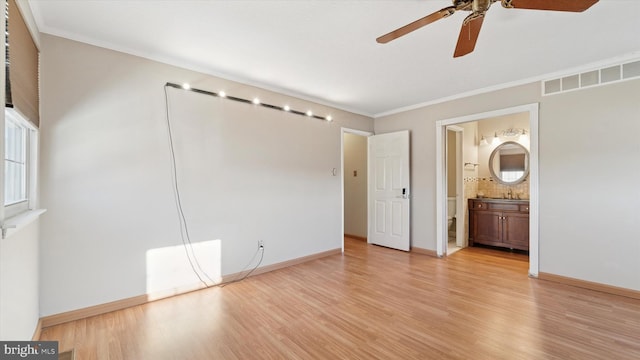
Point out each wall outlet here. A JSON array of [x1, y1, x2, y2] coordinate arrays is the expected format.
[[258, 240, 264, 248]]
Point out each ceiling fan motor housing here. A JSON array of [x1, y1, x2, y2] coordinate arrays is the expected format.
[[453, 0, 471, 6], [472, 0, 493, 13]]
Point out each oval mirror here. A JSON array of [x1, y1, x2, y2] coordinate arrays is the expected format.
[[488, 141, 530, 185]]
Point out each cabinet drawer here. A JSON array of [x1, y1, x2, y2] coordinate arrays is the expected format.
[[472, 201, 488, 209], [488, 203, 519, 211], [519, 204, 530, 212]]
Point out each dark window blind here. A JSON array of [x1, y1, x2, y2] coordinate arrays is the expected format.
[[5, 0, 39, 126], [500, 154, 525, 171]]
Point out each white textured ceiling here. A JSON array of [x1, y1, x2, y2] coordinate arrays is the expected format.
[[27, 0, 640, 117]]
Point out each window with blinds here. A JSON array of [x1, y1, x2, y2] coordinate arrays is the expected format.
[[4, 0, 39, 218]]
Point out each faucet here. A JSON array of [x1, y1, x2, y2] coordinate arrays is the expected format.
[[507, 188, 513, 200]]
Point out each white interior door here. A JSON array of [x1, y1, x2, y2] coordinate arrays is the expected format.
[[368, 131, 410, 251]]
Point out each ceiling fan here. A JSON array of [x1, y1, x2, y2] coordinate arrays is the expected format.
[[377, 0, 599, 57]]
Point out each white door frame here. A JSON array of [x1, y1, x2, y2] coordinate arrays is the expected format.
[[341, 127, 373, 253], [435, 103, 540, 277], [446, 125, 465, 249]]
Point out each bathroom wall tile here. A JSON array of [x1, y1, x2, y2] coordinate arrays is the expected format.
[[476, 176, 529, 199]]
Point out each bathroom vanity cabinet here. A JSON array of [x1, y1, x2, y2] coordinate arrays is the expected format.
[[468, 198, 529, 251]]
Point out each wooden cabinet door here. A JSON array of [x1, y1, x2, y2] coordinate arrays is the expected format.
[[503, 213, 529, 250], [473, 211, 503, 247]]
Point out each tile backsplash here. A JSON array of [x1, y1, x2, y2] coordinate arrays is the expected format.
[[464, 176, 529, 200]]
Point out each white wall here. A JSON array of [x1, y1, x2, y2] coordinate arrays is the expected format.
[[343, 133, 367, 238], [460, 121, 478, 242], [461, 121, 478, 177], [539, 80, 640, 290], [375, 79, 640, 291], [38, 34, 373, 316], [0, 221, 40, 340]]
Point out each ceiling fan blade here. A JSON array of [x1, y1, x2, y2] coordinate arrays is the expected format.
[[453, 15, 485, 58], [376, 6, 457, 44], [503, 0, 599, 12]]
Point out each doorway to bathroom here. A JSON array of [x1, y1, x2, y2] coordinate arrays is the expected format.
[[436, 103, 539, 277]]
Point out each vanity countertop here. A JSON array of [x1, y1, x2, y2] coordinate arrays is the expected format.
[[471, 197, 529, 204]]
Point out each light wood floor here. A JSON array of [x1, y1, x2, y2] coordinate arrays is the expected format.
[[40, 238, 640, 359]]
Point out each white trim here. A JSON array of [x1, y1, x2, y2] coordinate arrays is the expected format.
[[9, 109, 38, 208], [445, 125, 465, 250], [435, 103, 539, 276], [435, 124, 445, 257], [2, 208, 46, 239], [528, 105, 539, 277], [446, 125, 464, 131], [2, 108, 42, 238], [455, 129, 464, 248], [340, 128, 373, 253], [28, 127, 39, 210], [342, 128, 372, 138]]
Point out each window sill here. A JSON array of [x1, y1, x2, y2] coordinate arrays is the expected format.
[[2, 208, 47, 239]]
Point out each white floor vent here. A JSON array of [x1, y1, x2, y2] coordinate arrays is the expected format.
[[543, 59, 640, 96]]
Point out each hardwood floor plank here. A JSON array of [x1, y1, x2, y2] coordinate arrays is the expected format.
[[40, 238, 640, 359]]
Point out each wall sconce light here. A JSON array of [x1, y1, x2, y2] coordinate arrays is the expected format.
[[479, 135, 488, 146]]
